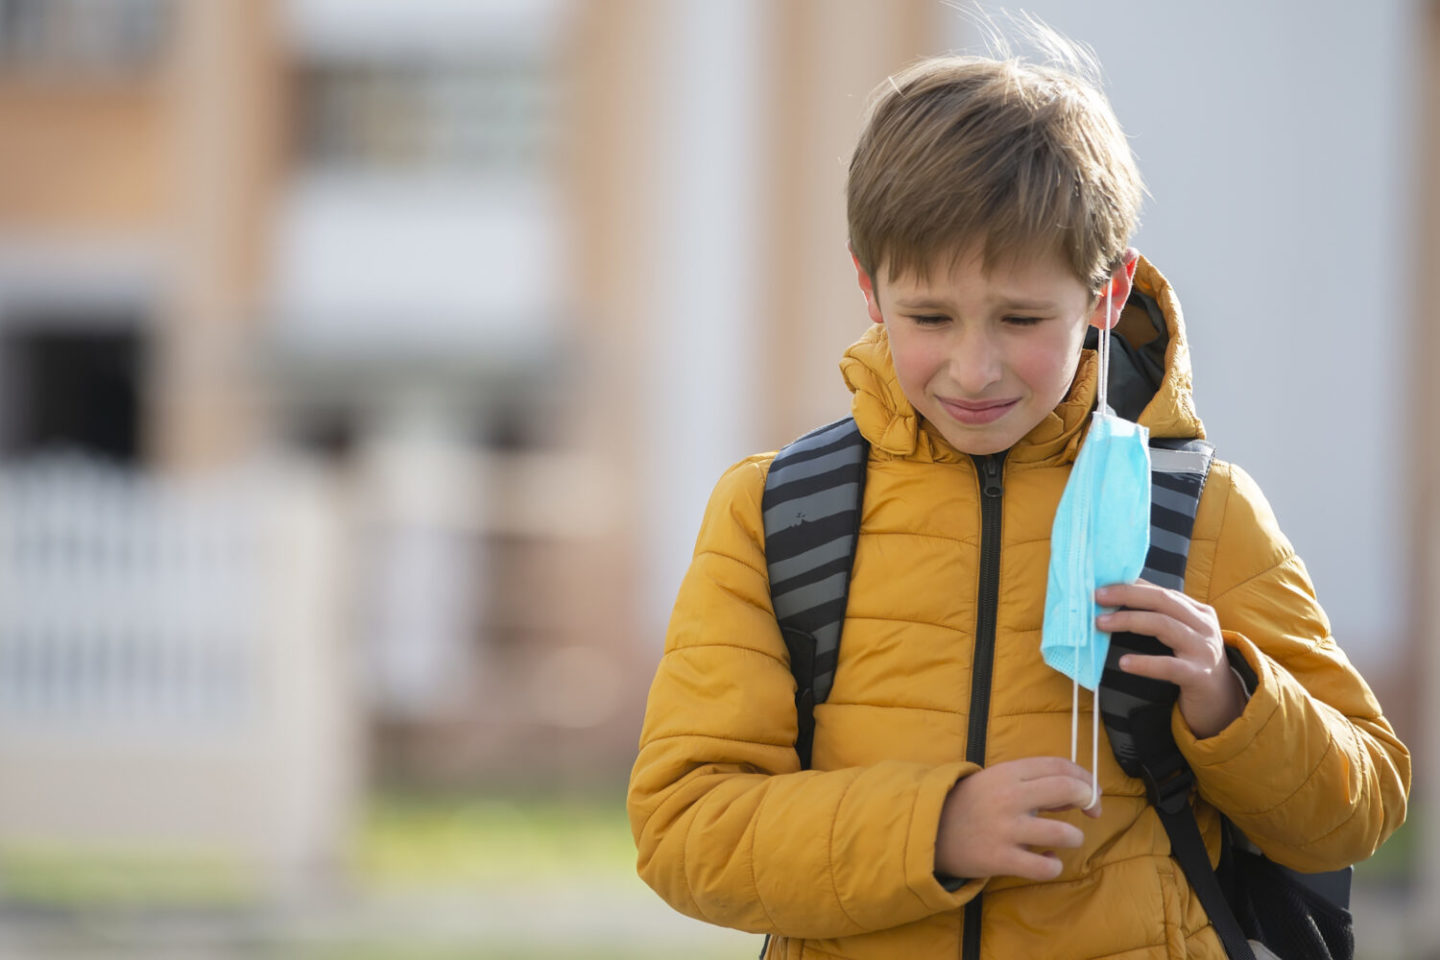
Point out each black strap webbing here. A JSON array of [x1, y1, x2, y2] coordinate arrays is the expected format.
[[1154, 769, 1257, 960], [1092, 439, 1257, 959]]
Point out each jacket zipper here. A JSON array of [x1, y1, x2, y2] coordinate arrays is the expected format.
[[963, 452, 1006, 960]]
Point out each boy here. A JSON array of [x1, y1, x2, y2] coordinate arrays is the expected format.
[[627, 43, 1410, 960]]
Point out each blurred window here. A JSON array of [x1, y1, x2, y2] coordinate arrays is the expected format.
[[0, 0, 170, 76], [296, 58, 557, 176], [0, 324, 146, 464]]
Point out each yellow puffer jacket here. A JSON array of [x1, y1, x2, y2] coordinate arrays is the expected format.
[[627, 258, 1410, 959]]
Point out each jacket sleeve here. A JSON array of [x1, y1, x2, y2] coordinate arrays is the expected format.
[[626, 455, 976, 939], [1174, 461, 1411, 873]]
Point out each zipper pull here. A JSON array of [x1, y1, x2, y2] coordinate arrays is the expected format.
[[978, 454, 1005, 498]]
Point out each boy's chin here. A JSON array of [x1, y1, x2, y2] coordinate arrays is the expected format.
[[931, 422, 1018, 457]]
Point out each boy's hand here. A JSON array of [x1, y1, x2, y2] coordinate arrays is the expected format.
[[934, 757, 1100, 882], [1095, 580, 1246, 739]]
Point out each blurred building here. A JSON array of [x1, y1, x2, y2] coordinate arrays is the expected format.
[[268, 0, 597, 782], [0, 0, 664, 826], [0, 0, 356, 893]]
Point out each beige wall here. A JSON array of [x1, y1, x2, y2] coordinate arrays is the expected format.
[[0, 81, 170, 229], [151, 0, 281, 473], [558, 0, 668, 768]]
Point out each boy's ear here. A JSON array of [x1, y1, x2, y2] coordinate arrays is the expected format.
[[1089, 247, 1140, 330], [849, 247, 885, 324]]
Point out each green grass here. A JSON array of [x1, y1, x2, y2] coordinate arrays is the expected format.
[[0, 788, 641, 906], [0, 789, 750, 959], [352, 787, 637, 889], [332, 788, 753, 960], [0, 841, 258, 906]]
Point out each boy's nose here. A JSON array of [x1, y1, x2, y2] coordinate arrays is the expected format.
[[948, 333, 1004, 394]]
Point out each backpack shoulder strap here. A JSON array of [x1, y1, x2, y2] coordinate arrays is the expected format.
[[761, 417, 868, 770], [1100, 436, 1216, 774], [1101, 439, 1351, 957]]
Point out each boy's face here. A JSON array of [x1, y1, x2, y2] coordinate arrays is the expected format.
[[857, 245, 1125, 456]]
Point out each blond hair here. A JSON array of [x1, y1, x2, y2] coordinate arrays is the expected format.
[[847, 40, 1143, 293]]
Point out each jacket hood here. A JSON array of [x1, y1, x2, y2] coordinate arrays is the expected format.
[[839, 255, 1205, 465]]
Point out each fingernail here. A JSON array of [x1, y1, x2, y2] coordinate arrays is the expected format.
[[1095, 586, 1113, 600]]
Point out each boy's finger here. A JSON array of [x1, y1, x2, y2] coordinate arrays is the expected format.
[[1005, 848, 1066, 883], [1023, 774, 1098, 814], [1017, 815, 1085, 851], [1096, 581, 1206, 630], [1096, 609, 1196, 655], [1117, 652, 1190, 686], [1039, 797, 1104, 819]]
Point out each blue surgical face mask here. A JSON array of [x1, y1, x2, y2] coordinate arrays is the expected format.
[[1040, 286, 1151, 807]]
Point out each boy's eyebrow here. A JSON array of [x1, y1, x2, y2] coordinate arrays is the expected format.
[[890, 296, 955, 311], [993, 298, 1064, 312], [891, 295, 1065, 312]]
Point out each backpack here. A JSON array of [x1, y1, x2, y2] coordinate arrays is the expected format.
[[760, 414, 1354, 960]]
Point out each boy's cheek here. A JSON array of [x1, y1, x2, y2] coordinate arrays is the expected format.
[[888, 349, 936, 410]]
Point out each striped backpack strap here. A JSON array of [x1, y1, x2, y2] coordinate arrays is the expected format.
[[1095, 438, 1267, 959], [1100, 437, 1216, 776], [761, 417, 869, 770]]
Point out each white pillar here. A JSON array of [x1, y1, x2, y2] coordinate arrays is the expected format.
[[641, 0, 766, 635], [358, 390, 481, 717]]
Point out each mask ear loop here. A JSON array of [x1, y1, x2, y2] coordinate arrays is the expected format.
[[1089, 282, 1115, 810], [1072, 281, 1115, 812], [1096, 282, 1112, 415]]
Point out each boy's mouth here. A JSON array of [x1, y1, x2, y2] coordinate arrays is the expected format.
[[938, 397, 1019, 425]]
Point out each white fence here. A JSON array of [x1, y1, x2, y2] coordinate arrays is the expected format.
[[0, 455, 357, 896], [0, 460, 256, 728]]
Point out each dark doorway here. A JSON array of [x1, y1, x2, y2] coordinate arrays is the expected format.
[[1, 326, 147, 464]]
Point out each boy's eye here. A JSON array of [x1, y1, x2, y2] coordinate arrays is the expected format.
[[1003, 315, 1044, 326], [908, 314, 950, 326]]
